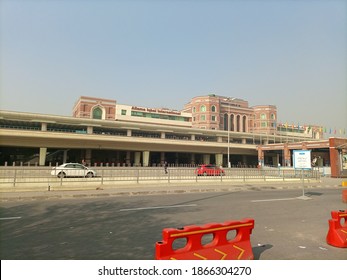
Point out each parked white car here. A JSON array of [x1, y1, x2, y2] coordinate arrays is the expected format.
[[51, 163, 96, 178]]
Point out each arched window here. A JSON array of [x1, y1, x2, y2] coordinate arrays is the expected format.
[[271, 113, 276, 120], [260, 113, 266, 120], [200, 105, 206, 112], [224, 113, 228, 131], [211, 105, 216, 112], [92, 107, 103, 119], [193, 107, 196, 113]]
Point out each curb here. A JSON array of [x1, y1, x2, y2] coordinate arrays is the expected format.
[[0, 180, 341, 202]]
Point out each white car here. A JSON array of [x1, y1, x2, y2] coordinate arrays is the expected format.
[[51, 163, 96, 178]]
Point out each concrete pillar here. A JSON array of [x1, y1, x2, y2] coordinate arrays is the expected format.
[[284, 143, 291, 166], [242, 138, 247, 144], [273, 154, 280, 167], [41, 123, 47, 131], [63, 150, 68, 163], [191, 154, 195, 165], [234, 115, 241, 132], [134, 152, 141, 166], [161, 132, 165, 139], [116, 151, 120, 166], [85, 149, 92, 165], [242, 155, 248, 166], [329, 138, 340, 177], [257, 145, 264, 166], [87, 126, 93, 134], [203, 154, 210, 164], [143, 151, 150, 167], [230, 115, 237, 131], [39, 148, 47, 166], [217, 136, 223, 143], [215, 154, 223, 167], [126, 151, 131, 166], [191, 134, 195, 141], [160, 152, 165, 165], [127, 129, 132, 137], [244, 116, 248, 132]]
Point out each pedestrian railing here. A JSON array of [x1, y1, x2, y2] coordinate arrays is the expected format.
[[0, 166, 320, 189]]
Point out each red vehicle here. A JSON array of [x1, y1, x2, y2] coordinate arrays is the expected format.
[[194, 164, 225, 176]]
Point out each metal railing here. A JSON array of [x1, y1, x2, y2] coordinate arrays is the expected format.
[[0, 166, 320, 189]]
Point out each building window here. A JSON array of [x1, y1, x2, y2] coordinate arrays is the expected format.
[[193, 107, 196, 113], [92, 107, 103, 119], [211, 115, 216, 121], [260, 114, 266, 120], [201, 115, 206, 121], [211, 105, 216, 112], [261, 122, 267, 127], [121, 110, 127, 115], [200, 105, 206, 112], [223, 114, 228, 130], [271, 113, 276, 120]]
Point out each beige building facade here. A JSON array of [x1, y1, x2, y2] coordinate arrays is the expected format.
[[0, 94, 329, 168], [73, 95, 322, 139]]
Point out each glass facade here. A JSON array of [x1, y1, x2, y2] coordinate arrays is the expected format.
[[131, 111, 189, 122]]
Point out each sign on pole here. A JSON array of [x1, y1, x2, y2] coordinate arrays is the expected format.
[[293, 150, 312, 198], [293, 150, 312, 170]]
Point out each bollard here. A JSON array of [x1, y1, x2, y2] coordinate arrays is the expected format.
[[342, 182, 347, 203], [342, 190, 347, 203]]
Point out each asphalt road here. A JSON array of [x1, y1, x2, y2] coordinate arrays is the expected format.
[[0, 186, 346, 260]]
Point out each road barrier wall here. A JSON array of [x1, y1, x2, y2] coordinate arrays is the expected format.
[[326, 210, 347, 248], [155, 218, 255, 260]]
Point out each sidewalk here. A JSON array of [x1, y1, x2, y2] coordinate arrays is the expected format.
[[0, 177, 345, 202]]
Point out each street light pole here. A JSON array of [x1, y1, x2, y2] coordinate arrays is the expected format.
[[228, 123, 230, 168], [227, 98, 231, 168]]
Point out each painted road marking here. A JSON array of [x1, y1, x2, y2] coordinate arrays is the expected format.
[[251, 198, 298, 203], [0, 216, 22, 220], [119, 204, 197, 212]]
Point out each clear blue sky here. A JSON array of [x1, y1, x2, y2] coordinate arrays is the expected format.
[[1, 0, 346, 135]]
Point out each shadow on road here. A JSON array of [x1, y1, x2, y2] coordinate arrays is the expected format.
[[305, 191, 323, 197], [252, 244, 273, 260]]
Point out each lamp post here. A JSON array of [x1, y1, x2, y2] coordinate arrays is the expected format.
[[227, 111, 230, 168], [227, 98, 234, 168], [227, 129, 231, 168]]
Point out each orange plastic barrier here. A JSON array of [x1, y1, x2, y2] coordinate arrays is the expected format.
[[326, 210, 347, 248], [155, 218, 254, 260]]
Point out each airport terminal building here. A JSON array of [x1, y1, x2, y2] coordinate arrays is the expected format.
[[0, 95, 346, 177]]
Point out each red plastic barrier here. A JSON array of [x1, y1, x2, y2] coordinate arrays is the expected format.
[[155, 218, 254, 260], [326, 210, 347, 248]]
